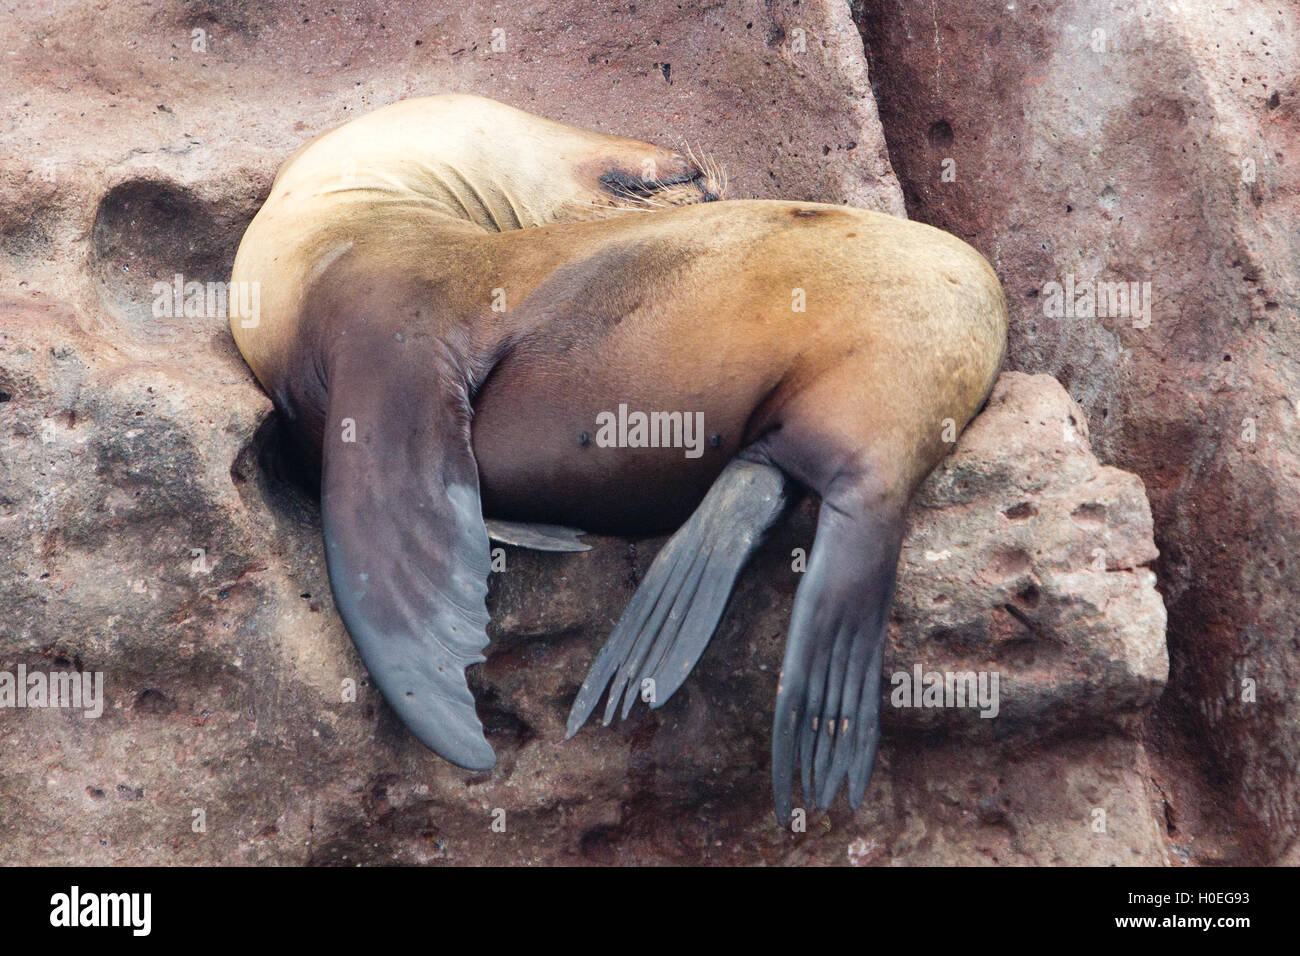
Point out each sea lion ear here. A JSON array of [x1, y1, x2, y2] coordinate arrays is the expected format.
[[318, 334, 496, 771]]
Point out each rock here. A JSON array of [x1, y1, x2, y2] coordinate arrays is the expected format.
[[856, 0, 1300, 862], [892, 372, 1166, 738], [0, 0, 1171, 864], [0, 297, 1167, 863]]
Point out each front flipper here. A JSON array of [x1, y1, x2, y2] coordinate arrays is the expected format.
[[566, 458, 791, 736], [485, 519, 592, 553], [772, 499, 903, 824], [320, 345, 496, 770]]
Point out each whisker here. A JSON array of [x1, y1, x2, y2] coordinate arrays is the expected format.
[[559, 197, 661, 220]]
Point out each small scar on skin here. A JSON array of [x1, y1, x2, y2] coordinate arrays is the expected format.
[[793, 209, 820, 217]]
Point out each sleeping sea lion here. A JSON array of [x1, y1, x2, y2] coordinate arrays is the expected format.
[[229, 94, 1007, 823]]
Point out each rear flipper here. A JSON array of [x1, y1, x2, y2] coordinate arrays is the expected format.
[[566, 458, 792, 735], [771, 498, 903, 825]]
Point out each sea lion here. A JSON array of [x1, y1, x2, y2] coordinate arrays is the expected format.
[[229, 94, 1007, 823]]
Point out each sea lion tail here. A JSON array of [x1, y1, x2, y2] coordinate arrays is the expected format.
[[565, 458, 791, 736], [771, 498, 903, 825]]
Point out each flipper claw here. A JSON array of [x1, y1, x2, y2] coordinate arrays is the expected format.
[[772, 501, 901, 824]]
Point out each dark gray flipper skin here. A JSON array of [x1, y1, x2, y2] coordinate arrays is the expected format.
[[485, 519, 592, 552], [771, 500, 903, 825], [566, 458, 792, 735], [320, 343, 497, 771]]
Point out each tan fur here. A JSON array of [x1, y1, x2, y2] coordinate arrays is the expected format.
[[231, 94, 1006, 531], [228, 96, 1010, 808]]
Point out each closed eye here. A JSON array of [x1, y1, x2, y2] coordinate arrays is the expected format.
[[599, 168, 702, 200]]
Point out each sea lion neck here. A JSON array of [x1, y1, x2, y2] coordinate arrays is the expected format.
[[261, 97, 589, 233], [273, 150, 544, 234]]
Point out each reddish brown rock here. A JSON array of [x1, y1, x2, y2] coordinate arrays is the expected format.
[[0, 294, 1166, 863], [856, 0, 1299, 862], [1, 0, 1172, 865], [892, 372, 1166, 739]]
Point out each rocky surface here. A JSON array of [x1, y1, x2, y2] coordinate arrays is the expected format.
[[857, 0, 1299, 863], [0, 314, 1167, 863], [0, 0, 1181, 865]]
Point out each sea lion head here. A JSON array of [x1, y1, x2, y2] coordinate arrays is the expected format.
[[452, 96, 727, 225], [268, 95, 726, 231]]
